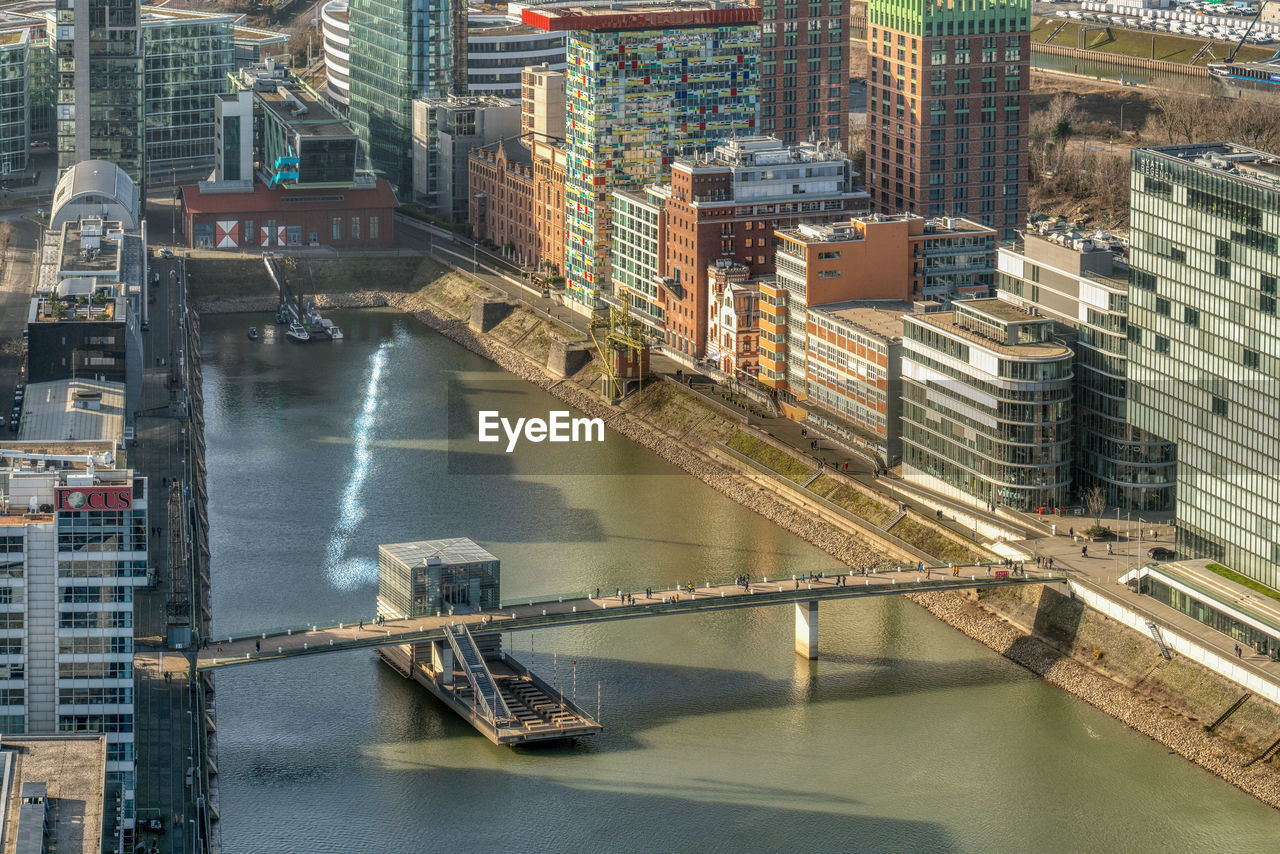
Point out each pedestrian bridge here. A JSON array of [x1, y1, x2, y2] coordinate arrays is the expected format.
[[192, 567, 1066, 672]]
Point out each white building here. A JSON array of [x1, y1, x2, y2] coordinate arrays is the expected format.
[[0, 416, 146, 833], [321, 0, 350, 108], [465, 12, 565, 98]]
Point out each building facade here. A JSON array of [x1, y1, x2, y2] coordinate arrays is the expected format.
[[53, 0, 146, 186], [762, 213, 994, 406], [520, 63, 564, 145], [321, 0, 350, 108], [347, 0, 467, 195], [140, 7, 235, 181], [901, 298, 1073, 511], [412, 96, 520, 221], [757, 0, 848, 148], [864, 0, 1030, 240], [466, 14, 565, 98], [0, 29, 29, 177], [705, 259, 762, 378], [1128, 144, 1280, 589], [998, 221, 1175, 510], [469, 136, 567, 270], [0, 442, 148, 821], [524, 3, 762, 314]]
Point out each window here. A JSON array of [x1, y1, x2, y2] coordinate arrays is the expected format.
[[1155, 297, 1170, 316], [1243, 348, 1260, 370], [332, 217, 342, 241], [1184, 307, 1199, 327], [1212, 396, 1228, 417], [1154, 335, 1169, 354], [351, 217, 361, 241], [1262, 275, 1277, 295], [1215, 259, 1230, 279], [369, 217, 380, 240], [817, 270, 841, 279]]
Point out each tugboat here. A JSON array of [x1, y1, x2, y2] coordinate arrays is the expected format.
[[285, 321, 310, 342], [318, 318, 344, 340], [247, 326, 259, 340]]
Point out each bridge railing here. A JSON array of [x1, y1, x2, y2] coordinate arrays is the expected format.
[[206, 566, 1062, 646]]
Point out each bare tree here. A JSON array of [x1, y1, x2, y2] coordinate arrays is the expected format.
[[1084, 485, 1107, 527]]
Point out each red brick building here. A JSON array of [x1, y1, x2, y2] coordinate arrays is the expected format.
[[756, 0, 849, 148], [469, 136, 568, 273], [179, 180, 397, 250], [649, 137, 868, 358]]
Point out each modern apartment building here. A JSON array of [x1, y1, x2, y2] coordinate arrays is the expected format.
[[1128, 143, 1280, 588], [0, 437, 148, 827], [347, 0, 467, 195], [520, 63, 564, 145], [901, 298, 1073, 511], [53, 0, 146, 186], [757, 0, 848, 148], [140, 6, 235, 181], [412, 96, 520, 221], [864, 0, 1030, 240], [998, 220, 1175, 510], [762, 213, 994, 407], [524, 2, 761, 314], [321, 0, 350, 108]]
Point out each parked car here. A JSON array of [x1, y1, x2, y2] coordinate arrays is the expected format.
[[1147, 546, 1175, 561]]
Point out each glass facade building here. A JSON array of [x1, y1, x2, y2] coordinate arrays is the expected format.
[[347, 0, 466, 195], [1128, 144, 1280, 590], [611, 187, 667, 327], [537, 8, 760, 313], [0, 31, 29, 176], [53, 0, 146, 187], [998, 227, 1175, 510], [901, 297, 1074, 510], [141, 9, 234, 180]]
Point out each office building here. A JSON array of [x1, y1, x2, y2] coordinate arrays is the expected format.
[[900, 298, 1073, 510], [466, 12, 565, 98], [376, 538, 500, 619], [52, 0, 146, 186], [757, 0, 848, 148], [1, 734, 115, 852], [762, 213, 994, 408], [1128, 143, 1280, 588], [864, 0, 1030, 240], [412, 96, 520, 221], [638, 137, 868, 358], [524, 2, 761, 314], [140, 6, 235, 181], [469, 136, 567, 270], [0, 28, 29, 177], [347, 0, 467, 195], [998, 219, 1175, 510], [182, 63, 396, 250], [0, 439, 148, 834]]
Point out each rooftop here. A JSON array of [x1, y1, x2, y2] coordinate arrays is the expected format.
[[1139, 142, 1280, 192], [257, 83, 351, 138], [908, 303, 1072, 359], [0, 29, 25, 46], [522, 1, 758, 31], [811, 300, 913, 341], [380, 538, 498, 568], [677, 136, 849, 170], [182, 178, 397, 215], [17, 380, 125, 444], [59, 219, 121, 275], [0, 735, 107, 854], [780, 213, 993, 244], [139, 5, 235, 25]]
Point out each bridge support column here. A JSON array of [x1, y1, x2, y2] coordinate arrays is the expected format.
[[795, 601, 818, 660], [431, 641, 454, 685]]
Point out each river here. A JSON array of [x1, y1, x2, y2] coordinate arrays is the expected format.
[[202, 309, 1279, 853]]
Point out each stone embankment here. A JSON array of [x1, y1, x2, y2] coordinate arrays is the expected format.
[[909, 589, 1280, 808], [192, 291, 388, 315]]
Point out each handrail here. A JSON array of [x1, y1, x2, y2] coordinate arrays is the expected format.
[[445, 623, 511, 724]]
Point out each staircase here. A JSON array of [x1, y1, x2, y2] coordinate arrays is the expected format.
[[882, 509, 907, 531], [270, 151, 301, 186], [445, 623, 513, 725], [1146, 621, 1173, 660]]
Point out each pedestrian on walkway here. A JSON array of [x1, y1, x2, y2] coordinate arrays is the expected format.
[[1081, 546, 1088, 558], [358, 619, 363, 630], [596, 588, 600, 599], [1106, 542, 1113, 555], [216, 642, 222, 653], [255, 640, 260, 653], [801, 428, 807, 437]]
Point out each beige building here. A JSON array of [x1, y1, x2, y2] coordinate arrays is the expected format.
[[520, 64, 565, 145]]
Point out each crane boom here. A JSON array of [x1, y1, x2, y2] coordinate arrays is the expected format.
[[1228, 1, 1269, 64]]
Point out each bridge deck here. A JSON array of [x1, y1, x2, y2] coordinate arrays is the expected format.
[[189, 569, 1064, 671]]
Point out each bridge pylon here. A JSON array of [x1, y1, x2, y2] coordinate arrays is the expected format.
[[795, 601, 818, 660]]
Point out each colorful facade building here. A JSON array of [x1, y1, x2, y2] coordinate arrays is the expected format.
[[900, 298, 1074, 511], [864, 0, 1030, 240], [757, 0, 848, 148], [524, 2, 762, 315]]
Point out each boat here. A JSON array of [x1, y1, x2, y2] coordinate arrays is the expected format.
[[275, 307, 290, 325], [285, 321, 310, 342], [319, 318, 344, 340], [1208, 57, 1280, 103], [248, 326, 259, 340]]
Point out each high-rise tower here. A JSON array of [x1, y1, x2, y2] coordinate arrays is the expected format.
[[757, 0, 848, 148], [864, 0, 1029, 241]]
